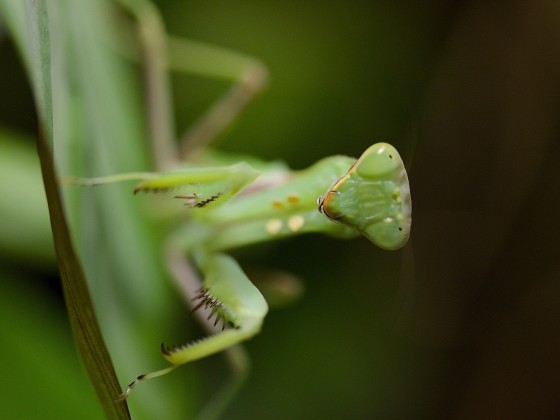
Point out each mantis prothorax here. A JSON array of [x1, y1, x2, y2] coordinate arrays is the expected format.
[[70, 142, 412, 400]]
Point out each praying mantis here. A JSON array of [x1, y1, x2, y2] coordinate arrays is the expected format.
[[72, 141, 412, 404], [58, 0, 413, 417]]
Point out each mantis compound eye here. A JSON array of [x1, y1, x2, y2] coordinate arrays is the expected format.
[[354, 143, 403, 179], [318, 142, 411, 250]]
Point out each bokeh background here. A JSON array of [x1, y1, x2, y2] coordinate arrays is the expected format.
[[1, 0, 560, 418]]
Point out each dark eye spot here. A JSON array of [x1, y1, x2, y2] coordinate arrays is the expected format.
[[389, 154, 393, 159], [398, 227, 402, 231]]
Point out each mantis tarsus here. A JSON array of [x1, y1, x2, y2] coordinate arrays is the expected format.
[[64, 0, 413, 416]]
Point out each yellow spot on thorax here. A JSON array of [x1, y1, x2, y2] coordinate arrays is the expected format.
[[266, 219, 282, 235], [288, 215, 305, 232], [272, 199, 284, 209], [287, 194, 300, 204]]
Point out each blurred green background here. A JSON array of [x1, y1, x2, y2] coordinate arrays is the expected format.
[[1, 0, 560, 419]]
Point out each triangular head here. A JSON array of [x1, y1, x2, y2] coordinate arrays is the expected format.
[[317, 142, 412, 250]]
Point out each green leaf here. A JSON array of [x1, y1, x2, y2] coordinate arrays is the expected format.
[[0, 1, 131, 418], [38, 132, 131, 419]]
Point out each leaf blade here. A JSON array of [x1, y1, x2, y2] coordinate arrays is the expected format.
[[2, 1, 132, 417]]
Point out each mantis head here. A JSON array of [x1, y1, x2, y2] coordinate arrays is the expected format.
[[317, 142, 412, 250]]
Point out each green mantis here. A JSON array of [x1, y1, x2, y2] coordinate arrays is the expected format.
[[74, 142, 412, 402]]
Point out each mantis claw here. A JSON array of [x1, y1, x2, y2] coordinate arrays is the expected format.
[[158, 252, 268, 366]]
